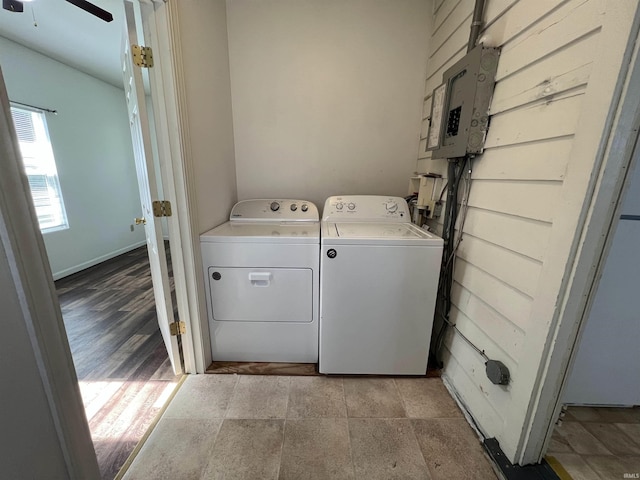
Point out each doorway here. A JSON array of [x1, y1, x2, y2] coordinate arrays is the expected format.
[[544, 135, 640, 479], [0, 2, 188, 477], [55, 245, 181, 479]]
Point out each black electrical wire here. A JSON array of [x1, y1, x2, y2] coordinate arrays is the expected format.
[[430, 0, 497, 373], [439, 313, 489, 362], [433, 156, 467, 366], [438, 181, 448, 202], [433, 155, 492, 369]]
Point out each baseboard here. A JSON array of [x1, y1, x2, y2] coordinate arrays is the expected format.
[[484, 438, 559, 480], [51, 240, 147, 280]]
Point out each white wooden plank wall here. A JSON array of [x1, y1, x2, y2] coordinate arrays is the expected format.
[[417, 0, 606, 444]]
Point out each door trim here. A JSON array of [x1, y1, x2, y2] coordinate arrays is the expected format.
[[517, 4, 640, 464], [137, 0, 209, 372]]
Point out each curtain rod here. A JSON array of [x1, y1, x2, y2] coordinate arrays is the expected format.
[[10, 100, 57, 115]]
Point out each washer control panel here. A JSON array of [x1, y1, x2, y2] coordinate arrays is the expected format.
[[230, 199, 319, 222], [323, 195, 409, 221]]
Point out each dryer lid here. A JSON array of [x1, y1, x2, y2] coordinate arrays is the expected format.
[[201, 222, 320, 244]]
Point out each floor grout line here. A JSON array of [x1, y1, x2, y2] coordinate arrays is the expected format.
[[128, 374, 502, 479]]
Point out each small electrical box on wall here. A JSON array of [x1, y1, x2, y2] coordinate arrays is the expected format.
[[427, 44, 500, 159]]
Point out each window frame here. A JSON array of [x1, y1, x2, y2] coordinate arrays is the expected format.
[[10, 104, 69, 234]]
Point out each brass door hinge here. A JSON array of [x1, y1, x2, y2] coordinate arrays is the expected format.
[[132, 45, 154, 68], [170, 321, 186, 336], [153, 200, 172, 217]]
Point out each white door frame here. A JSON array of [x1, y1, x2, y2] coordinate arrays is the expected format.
[[518, 12, 640, 464], [0, 68, 101, 478], [135, 0, 210, 373], [142, 0, 211, 373]]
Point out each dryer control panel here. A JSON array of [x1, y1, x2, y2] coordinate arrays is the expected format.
[[323, 196, 410, 222], [230, 199, 319, 222]]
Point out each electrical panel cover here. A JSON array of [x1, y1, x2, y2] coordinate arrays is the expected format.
[[427, 45, 500, 159]]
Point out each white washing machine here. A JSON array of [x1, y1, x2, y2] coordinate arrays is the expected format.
[[200, 199, 319, 363], [319, 195, 443, 375]]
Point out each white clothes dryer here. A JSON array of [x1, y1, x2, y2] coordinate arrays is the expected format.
[[200, 199, 319, 363], [319, 195, 443, 375]]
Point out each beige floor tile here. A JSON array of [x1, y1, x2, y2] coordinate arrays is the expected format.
[[550, 453, 601, 480], [279, 418, 354, 479], [226, 375, 290, 419], [412, 418, 496, 480], [123, 418, 221, 480], [555, 421, 613, 455], [287, 376, 347, 418], [547, 429, 574, 454], [349, 418, 430, 479], [616, 423, 640, 448], [586, 455, 640, 479], [163, 374, 237, 419], [582, 422, 640, 455], [202, 419, 284, 479], [394, 378, 463, 419], [344, 378, 405, 418]]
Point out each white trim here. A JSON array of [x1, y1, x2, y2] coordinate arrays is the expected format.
[[51, 240, 146, 280], [139, 0, 210, 373], [517, 2, 640, 465], [0, 68, 100, 479]]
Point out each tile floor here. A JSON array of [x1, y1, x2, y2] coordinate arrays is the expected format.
[[122, 375, 498, 479], [547, 406, 640, 479]]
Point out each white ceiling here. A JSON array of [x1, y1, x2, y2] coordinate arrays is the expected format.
[[0, 0, 125, 88]]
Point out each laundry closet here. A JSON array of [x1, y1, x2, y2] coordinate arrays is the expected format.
[[177, 1, 433, 368]]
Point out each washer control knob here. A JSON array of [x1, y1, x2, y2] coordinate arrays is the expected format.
[[336, 202, 344, 210], [347, 202, 356, 210], [301, 204, 309, 212], [385, 201, 398, 213], [290, 203, 298, 211], [270, 201, 280, 212]]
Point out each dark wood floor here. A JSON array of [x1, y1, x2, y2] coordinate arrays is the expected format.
[[56, 246, 181, 480]]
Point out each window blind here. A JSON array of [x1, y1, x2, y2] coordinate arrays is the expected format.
[[10, 106, 68, 232]]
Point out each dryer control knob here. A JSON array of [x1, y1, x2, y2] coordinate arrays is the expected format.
[[270, 201, 280, 211], [301, 204, 309, 212], [290, 203, 298, 211], [336, 202, 344, 210], [385, 202, 398, 213], [347, 202, 356, 210]]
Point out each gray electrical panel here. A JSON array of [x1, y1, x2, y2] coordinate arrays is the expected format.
[[427, 44, 500, 159]]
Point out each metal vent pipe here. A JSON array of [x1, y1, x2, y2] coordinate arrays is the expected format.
[[467, 0, 486, 52]]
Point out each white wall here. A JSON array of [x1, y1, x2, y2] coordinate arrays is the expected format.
[[175, 1, 237, 234], [418, 0, 637, 464], [227, 0, 431, 210], [0, 36, 145, 279]]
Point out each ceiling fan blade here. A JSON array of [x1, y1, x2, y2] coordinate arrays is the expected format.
[[2, 0, 24, 13], [65, 0, 113, 22]]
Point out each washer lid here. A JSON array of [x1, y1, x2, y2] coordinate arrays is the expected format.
[[322, 222, 443, 246], [201, 222, 320, 244]]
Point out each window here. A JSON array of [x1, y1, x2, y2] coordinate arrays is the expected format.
[[10, 106, 68, 233]]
